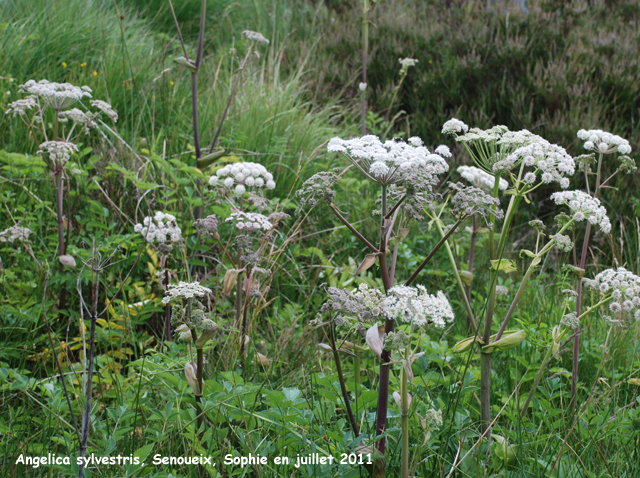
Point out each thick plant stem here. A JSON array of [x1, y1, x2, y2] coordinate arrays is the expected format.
[[55, 172, 68, 312], [480, 194, 520, 435], [374, 186, 393, 476], [78, 267, 100, 478], [571, 222, 591, 407], [400, 364, 409, 478], [465, 215, 478, 332], [361, 0, 369, 135], [196, 347, 204, 436]]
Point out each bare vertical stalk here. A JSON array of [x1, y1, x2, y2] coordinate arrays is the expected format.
[[400, 358, 409, 478], [329, 327, 359, 437], [571, 152, 603, 407], [360, 0, 369, 135], [465, 215, 478, 332], [78, 249, 100, 478]]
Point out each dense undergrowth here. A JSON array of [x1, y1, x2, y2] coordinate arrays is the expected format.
[[1, 0, 639, 477]]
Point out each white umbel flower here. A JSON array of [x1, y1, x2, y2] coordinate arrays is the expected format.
[[162, 281, 212, 304], [226, 211, 272, 232], [0, 224, 32, 243], [577, 129, 631, 155], [551, 190, 611, 233], [242, 30, 270, 45], [327, 135, 449, 185], [38, 141, 78, 168], [18, 79, 91, 110], [383, 285, 454, 328], [90, 100, 118, 122], [442, 118, 469, 135], [134, 211, 182, 244], [493, 140, 575, 187], [458, 165, 508, 191], [209, 162, 275, 191], [5, 96, 37, 116], [585, 267, 640, 321]]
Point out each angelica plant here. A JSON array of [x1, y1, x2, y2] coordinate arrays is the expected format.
[[162, 281, 216, 435], [206, 161, 284, 371], [442, 118, 577, 435], [134, 211, 183, 341], [5, 79, 118, 310], [382, 285, 453, 478], [568, 128, 635, 405], [300, 133, 498, 475]]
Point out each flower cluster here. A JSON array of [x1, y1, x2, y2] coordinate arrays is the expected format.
[[398, 57, 418, 74], [0, 224, 32, 243], [58, 108, 94, 127], [38, 141, 78, 168], [550, 190, 611, 233], [295, 171, 338, 208], [383, 285, 454, 328], [242, 30, 270, 45], [162, 281, 212, 304], [226, 211, 272, 232], [457, 165, 508, 191], [585, 267, 640, 321], [5, 96, 37, 116], [209, 162, 275, 196], [319, 283, 385, 332], [441, 118, 469, 135], [193, 215, 218, 237], [327, 135, 449, 185], [577, 129, 632, 155], [90, 100, 118, 122], [493, 140, 575, 188], [18, 79, 92, 110], [449, 183, 503, 224], [134, 212, 183, 244], [551, 233, 574, 252]]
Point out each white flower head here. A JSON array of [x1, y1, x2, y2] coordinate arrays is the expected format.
[[209, 161, 275, 192], [5, 95, 37, 116], [493, 140, 575, 187], [226, 211, 272, 232], [162, 281, 212, 304], [0, 224, 32, 243], [18, 79, 91, 110], [399, 57, 418, 73], [38, 141, 78, 168], [242, 30, 270, 45], [586, 268, 640, 323], [442, 118, 469, 135], [327, 135, 449, 185], [134, 211, 182, 244], [458, 165, 508, 191], [577, 129, 631, 155], [383, 285, 454, 328], [551, 190, 611, 233], [90, 100, 118, 122]]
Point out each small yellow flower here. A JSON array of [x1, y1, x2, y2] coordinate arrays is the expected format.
[[170, 81, 174, 86], [62, 62, 67, 68], [93, 71, 98, 77], [80, 62, 87, 67], [429, 60, 433, 64]]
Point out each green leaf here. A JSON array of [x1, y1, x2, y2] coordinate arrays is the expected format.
[[490, 259, 517, 273], [133, 444, 154, 463]]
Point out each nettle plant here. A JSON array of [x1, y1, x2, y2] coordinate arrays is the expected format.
[[299, 134, 502, 476]]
